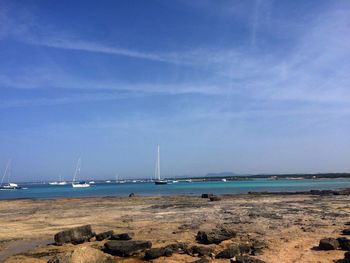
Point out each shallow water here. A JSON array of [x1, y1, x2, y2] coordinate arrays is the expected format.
[[1, 178, 350, 200], [0, 239, 51, 261]]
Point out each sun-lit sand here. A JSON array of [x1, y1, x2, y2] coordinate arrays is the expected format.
[[0, 193, 349, 262]]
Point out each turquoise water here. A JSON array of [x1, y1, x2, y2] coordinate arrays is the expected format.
[[1, 178, 350, 200]]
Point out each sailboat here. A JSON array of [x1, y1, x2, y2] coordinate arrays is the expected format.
[[72, 158, 90, 188], [57, 175, 67, 185], [50, 175, 67, 185], [154, 145, 167, 185], [0, 160, 22, 190]]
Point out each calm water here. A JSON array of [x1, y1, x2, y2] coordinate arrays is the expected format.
[[1, 178, 350, 200]]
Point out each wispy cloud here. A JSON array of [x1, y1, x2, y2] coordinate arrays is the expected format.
[[1, 0, 350, 111], [25, 37, 184, 64]]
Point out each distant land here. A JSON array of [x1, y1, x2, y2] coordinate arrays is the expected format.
[[173, 172, 350, 181], [14, 172, 350, 184]]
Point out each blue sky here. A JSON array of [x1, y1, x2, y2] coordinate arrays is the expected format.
[[1, 0, 350, 181]]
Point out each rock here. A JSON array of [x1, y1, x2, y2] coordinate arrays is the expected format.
[[209, 196, 221, 201], [319, 238, 340, 250], [343, 229, 350, 235], [144, 243, 189, 259], [196, 228, 236, 244], [216, 245, 240, 258], [190, 245, 214, 256], [144, 247, 173, 259], [345, 251, 350, 259], [54, 225, 94, 245], [201, 194, 213, 198], [104, 240, 152, 256], [250, 240, 267, 255], [111, 233, 132, 240], [238, 243, 252, 254], [233, 255, 266, 263], [337, 237, 350, 250], [345, 222, 350, 226], [48, 245, 115, 263], [191, 258, 212, 263], [95, 230, 114, 241], [129, 193, 135, 197], [217, 242, 262, 259], [165, 242, 189, 252]]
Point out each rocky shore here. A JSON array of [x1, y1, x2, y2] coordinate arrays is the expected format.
[[1, 191, 350, 262]]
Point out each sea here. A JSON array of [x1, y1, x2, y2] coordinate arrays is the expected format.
[[1, 178, 350, 200]]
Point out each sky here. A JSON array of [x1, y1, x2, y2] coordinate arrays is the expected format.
[[0, 0, 350, 181]]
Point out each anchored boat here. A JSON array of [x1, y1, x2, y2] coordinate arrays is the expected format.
[[72, 158, 90, 188], [154, 145, 167, 185], [0, 160, 22, 190]]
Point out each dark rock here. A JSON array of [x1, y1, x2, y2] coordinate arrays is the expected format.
[[196, 228, 236, 244], [201, 194, 214, 198], [238, 243, 252, 254], [217, 242, 262, 259], [216, 245, 240, 258], [95, 230, 114, 241], [250, 240, 267, 255], [346, 251, 350, 259], [234, 255, 266, 263], [209, 196, 221, 201], [345, 222, 350, 226], [191, 258, 212, 263], [144, 242, 189, 259], [104, 240, 152, 256], [144, 247, 173, 259], [319, 238, 339, 250], [338, 237, 350, 250], [343, 229, 350, 235], [54, 225, 94, 245], [190, 245, 214, 256], [165, 242, 189, 252], [111, 233, 132, 240], [129, 193, 135, 197]]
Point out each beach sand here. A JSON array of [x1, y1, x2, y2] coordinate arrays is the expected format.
[[0, 193, 349, 262]]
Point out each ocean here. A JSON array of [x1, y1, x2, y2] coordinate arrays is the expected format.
[[1, 178, 350, 200]]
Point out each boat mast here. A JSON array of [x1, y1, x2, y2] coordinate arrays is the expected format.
[[73, 157, 81, 183], [155, 145, 161, 181], [1, 159, 11, 186], [157, 144, 160, 180]]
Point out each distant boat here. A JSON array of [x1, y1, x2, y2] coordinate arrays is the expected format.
[[72, 158, 90, 188], [89, 181, 95, 184], [106, 180, 111, 183], [0, 160, 22, 190], [50, 175, 67, 185], [186, 179, 192, 183], [115, 174, 126, 184], [154, 145, 167, 185], [222, 178, 227, 182], [172, 180, 179, 183]]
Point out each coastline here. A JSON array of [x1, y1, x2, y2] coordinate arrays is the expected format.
[[1, 190, 350, 262]]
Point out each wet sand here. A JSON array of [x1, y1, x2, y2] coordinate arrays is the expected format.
[[0, 193, 349, 262]]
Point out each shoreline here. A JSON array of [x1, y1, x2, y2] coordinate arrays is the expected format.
[[1, 187, 350, 202]]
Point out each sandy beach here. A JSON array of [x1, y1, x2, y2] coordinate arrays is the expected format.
[[0, 192, 349, 262]]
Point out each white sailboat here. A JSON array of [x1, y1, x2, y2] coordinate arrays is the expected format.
[[0, 160, 21, 190], [72, 158, 90, 188], [154, 145, 167, 185], [50, 175, 67, 185]]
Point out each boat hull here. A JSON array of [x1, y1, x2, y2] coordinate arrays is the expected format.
[[72, 183, 90, 188], [0, 185, 22, 190], [155, 180, 167, 185]]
